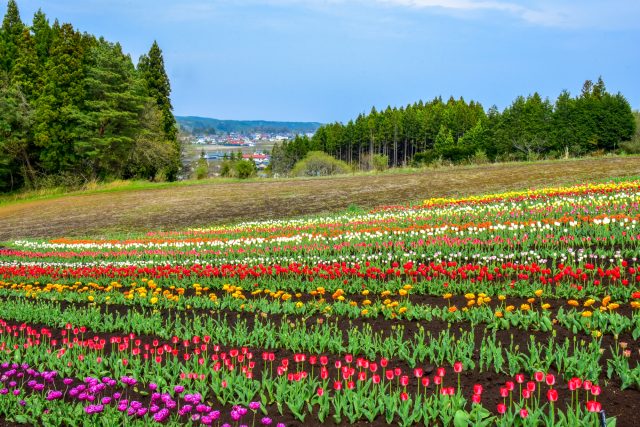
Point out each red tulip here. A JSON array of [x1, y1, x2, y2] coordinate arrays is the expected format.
[[515, 373, 525, 384], [586, 400, 602, 412], [453, 362, 463, 373], [400, 375, 409, 386], [534, 371, 544, 382], [414, 368, 423, 378], [471, 394, 481, 404], [380, 357, 388, 368], [546, 373, 556, 386], [526, 381, 536, 392], [400, 392, 409, 401], [505, 381, 515, 391], [385, 370, 394, 381], [317, 387, 324, 396], [499, 387, 509, 398], [372, 374, 381, 384], [421, 377, 430, 387], [333, 381, 342, 391], [437, 367, 446, 377], [591, 385, 601, 396], [497, 403, 506, 414], [473, 384, 483, 395], [345, 354, 353, 364], [522, 389, 531, 399], [547, 389, 558, 402], [520, 408, 528, 418]]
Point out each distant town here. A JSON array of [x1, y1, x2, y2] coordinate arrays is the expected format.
[[188, 131, 315, 147]]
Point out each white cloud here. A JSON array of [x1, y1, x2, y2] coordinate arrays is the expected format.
[[256, 0, 639, 29]]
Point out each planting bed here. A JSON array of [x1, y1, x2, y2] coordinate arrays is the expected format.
[[0, 180, 639, 425]]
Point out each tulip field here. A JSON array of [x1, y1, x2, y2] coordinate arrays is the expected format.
[[1, 180, 640, 426]]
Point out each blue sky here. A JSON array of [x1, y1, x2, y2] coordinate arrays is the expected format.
[[13, 0, 640, 122]]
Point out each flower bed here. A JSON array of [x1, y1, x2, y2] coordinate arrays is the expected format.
[[0, 180, 638, 425]]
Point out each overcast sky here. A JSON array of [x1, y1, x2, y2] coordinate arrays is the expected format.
[[14, 0, 640, 122]]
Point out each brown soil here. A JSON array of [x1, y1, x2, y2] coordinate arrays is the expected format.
[[1, 157, 639, 241]]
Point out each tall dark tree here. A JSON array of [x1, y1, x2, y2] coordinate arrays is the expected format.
[[1, 0, 24, 73], [138, 41, 180, 179], [82, 39, 144, 179], [31, 9, 52, 65], [33, 23, 88, 174]]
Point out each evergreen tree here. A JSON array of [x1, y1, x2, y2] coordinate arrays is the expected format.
[[83, 39, 143, 178], [32, 23, 88, 174], [0, 0, 24, 72], [31, 9, 52, 65], [138, 41, 180, 179]]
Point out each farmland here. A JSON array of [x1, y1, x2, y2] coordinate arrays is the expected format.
[[0, 178, 639, 425], [1, 156, 640, 241]]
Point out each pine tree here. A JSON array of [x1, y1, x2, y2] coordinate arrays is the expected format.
[[83, 39, 145, 178], [31, 9, 52, 65], [1, 0, 24, 72], [138, 41, 179, 179], [33, 23, 88, 174]]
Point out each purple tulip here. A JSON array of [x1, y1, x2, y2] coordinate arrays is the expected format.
[[249, 401, 261, 411], [261, 417, 273, 425]]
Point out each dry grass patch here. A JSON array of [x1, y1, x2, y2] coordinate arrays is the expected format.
[[1, 157, 639, 240]]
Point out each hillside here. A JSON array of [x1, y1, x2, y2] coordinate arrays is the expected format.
[[0, 156, 639, 241], [177, 116, 322, 135]]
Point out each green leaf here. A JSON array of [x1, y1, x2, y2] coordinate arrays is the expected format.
[[454, 409, 470, 427], [14, 415, 28, 424]]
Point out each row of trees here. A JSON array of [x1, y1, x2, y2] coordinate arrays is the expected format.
[[0, 1, 180, 192], [271, 78, 635, 174]]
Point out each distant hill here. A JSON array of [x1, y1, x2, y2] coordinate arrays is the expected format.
[[177, 116, 322, 135]]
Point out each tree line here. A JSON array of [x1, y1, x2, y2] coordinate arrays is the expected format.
[[0, 1, 180, 192], [271, 78, 636, 175]]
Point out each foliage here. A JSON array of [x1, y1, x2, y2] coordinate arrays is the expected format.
[[271, 80, 635, 173], [371, 154, 389, 172], [194, 151, 208, 180], [220, 157, 257, 179], [290, 151, 352, 177], [0, 1, 180, 192]]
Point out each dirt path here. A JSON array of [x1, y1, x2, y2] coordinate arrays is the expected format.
[[1, 157, 639, 240]]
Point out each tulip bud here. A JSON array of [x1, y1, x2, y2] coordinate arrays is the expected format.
[[546, 373, 555, 386]]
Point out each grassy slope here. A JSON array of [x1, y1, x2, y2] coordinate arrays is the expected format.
[[0, 156, 639, 241]]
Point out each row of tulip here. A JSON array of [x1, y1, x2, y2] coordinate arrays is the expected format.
[[0, 179, 638, 424]]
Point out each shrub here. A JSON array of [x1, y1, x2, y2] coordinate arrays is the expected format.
[[235, 160, 257, 179], [470, 149, 490, 165], [195, 157, 209, 180], [372, 154, 389, 172], [291, 151, 351, 177]]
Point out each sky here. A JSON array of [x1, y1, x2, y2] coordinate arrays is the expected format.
[[13, 0, 640, 122]]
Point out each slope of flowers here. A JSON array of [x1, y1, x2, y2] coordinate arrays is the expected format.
[[0, 180, 638, 426]]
